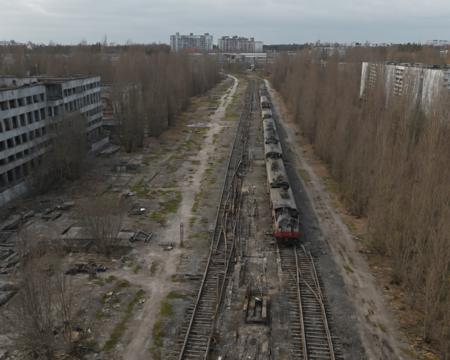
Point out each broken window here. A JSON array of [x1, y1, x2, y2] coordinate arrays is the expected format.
[[4, 119, 11, 131]]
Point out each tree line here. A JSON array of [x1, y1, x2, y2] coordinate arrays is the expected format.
[[270, 51, 450, 356], [0, 44, 221, 151]]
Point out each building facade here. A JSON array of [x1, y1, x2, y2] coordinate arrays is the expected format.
[[0, 75, 103, 205], [170, 33, 213, 52], [218, 36, 264, 53], [360, 62, 450, 111]]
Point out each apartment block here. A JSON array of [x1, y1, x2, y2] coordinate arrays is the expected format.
[[0, 75, 103, 205], [170, 33, 213, 52], [218, 36, 264, 53], [360, 62, 450, 110]]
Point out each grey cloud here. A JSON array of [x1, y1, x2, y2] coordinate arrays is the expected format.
[[0, 0, 448, 44]]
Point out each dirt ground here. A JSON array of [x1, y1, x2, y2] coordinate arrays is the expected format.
[[121, 74, 241, 360], [265, 80, 416, 360], [0, 75, 244, 360]]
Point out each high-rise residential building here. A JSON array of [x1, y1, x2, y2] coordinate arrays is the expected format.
[[360, 62, 450, 110], [170, 33, 213, 52], [0, 75, 104, 205], [218, 36, 264, 53]]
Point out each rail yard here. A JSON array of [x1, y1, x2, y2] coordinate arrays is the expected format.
[[168, 77, 363, 359], [1, 3, 449, 356], [0, 73, 404, 359]]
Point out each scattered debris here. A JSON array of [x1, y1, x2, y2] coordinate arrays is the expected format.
[[41, 209, 62, 221], [244, 289, 269, 324], [130, 230, 152, 243], [0, 232, 18, 274], [163, 244, 174, 251], [0, 282, 18, 306], [1, 215, 21, 231], [172, 273, 202, 282], [113, 161, 140, 173], [22, 210, 35, 221], [100, 145, 120, 157], [62, 226, 136, 246], [130, 207, 147, 216], [57, 201, 75, 211], [187, 123, 211, 128], [66, 263, 107, 276]]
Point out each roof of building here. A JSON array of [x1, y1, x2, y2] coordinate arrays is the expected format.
[[0, 75, 100, 91], [0, 76, 42, 91], [37, 75, 100, 83]]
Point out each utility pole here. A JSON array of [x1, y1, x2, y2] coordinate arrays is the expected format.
[[180, 222, 184, 248]]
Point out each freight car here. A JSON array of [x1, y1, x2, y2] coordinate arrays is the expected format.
[[264, 141, 283, 159], [260, 96, 270, 109], [266, 157, 289, 189], [260, 84, 300, 242], [262, 108, 272, 119], [263, 119, 279, 145]]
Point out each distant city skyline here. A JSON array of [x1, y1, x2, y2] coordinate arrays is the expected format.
[[0, 0, 449, 45]]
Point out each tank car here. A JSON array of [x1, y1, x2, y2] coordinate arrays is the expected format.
[[261, 108, 272, 119], [264, 127, 279, 145], [260, 84, 268, 96], [263, 118, 276, 131], [266, 158, 289, 189], [264, 141, 283, 159], [260, 96, 270, 109]]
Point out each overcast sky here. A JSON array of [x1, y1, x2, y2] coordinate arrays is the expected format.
[[0, 0, 449, 44]]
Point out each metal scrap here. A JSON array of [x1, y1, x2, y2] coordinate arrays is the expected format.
[[130, 230, 152, 243], [65, 263, 107, 276], [0, 282, 18, 306], [0, 231, 18, 274]]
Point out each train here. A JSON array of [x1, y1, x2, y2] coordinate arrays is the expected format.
[[260, 83, 300, 242]]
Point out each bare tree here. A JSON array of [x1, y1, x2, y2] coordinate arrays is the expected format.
[[28, 111, 87, 193], [114, 85, 144, 152], [270, 50, 450, 356], [79, 195, 126, 256], [5, 233, 74, 358]]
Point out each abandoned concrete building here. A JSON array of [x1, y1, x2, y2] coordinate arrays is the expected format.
[[170, 32, 214, 52], [0, 75, 104, 205], [360, 62, 450, 109]]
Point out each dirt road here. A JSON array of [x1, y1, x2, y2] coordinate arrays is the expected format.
[[122, 75, 239, 360]]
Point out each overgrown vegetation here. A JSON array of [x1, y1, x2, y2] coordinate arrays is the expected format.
[[27, 112, 87, 193], [149, 189, 182, 225], [4, 234, 75, 358], [271, 51, 450, 355], [103, 289, 145, 351], [0, 43, 221, 152], [78, 195, 126, 255], [150, 291, 185, 359]]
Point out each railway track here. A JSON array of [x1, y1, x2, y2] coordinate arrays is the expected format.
[[279, 245, 340, 360], [176, 81, 256, 360]]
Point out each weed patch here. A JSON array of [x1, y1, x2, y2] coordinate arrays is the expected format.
[[103, 289, 146, 351]]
